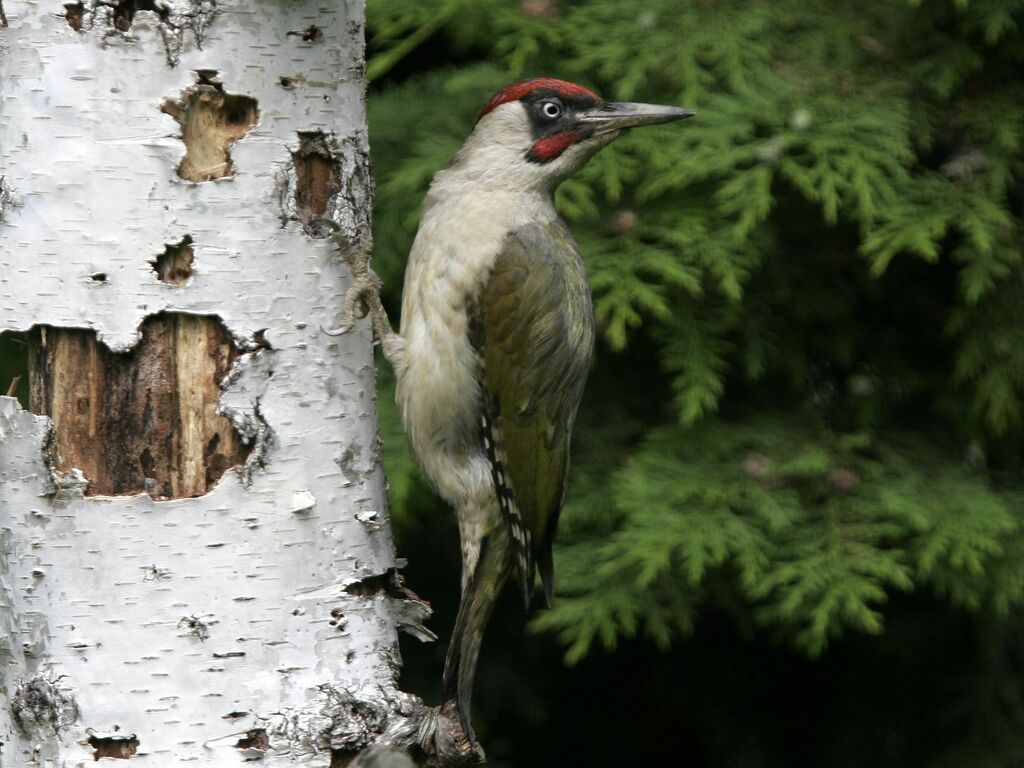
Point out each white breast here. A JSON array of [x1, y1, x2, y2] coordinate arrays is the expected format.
[[395, 186, 555, 505]]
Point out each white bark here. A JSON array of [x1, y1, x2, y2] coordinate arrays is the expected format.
[[0, 1, 430, 765]]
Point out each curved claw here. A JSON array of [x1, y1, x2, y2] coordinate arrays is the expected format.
[[322, 271, 380, 336], [347, 287, 373, 321], [320, 322, 352, 337]]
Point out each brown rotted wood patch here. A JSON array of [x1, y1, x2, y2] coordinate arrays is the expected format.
[[28, 313, 249, 498], [293, 131, 341, 218]]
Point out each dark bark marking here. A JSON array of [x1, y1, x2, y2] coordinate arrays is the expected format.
[[179, 615, 211, 640], [344, 569, 436, 642], [288, 25, 322, 43], [235, 728, 270, 751], [11, 676, 80, 737], [64, 0, 172, 33], [0, 175, 17, 220], [87, 731, 139, 760], [110, 0, 171, 31]]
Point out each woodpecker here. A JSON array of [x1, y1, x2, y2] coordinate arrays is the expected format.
[[334, 78, 693, 746]]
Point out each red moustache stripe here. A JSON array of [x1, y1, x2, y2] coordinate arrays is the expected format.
[[527, 131, 583, 163]]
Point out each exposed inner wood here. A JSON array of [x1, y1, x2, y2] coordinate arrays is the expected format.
[[161, 72, 259, 182], [28, 314, 249, 498], [293, 131, 341, 218]]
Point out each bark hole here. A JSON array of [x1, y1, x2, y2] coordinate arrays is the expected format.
[[108, 0, 170, 31], [27, 314, 252, 498], [235, 728, 270, 751], [293, 131, 341, 218], [89, 272, 107, 283], [87, 731, 139, 760], [161, 71, 259, 182], [344, 569, 410, 598], [151, 235, 195, 285], [63, 2, 84, 30], [290, 131, 342, 237], [279, 75, 305, 89]]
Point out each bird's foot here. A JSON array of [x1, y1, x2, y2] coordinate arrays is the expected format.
[[323, 231, 385, 336], [418, 701, 484, 767], [322, 233, 404, 369]]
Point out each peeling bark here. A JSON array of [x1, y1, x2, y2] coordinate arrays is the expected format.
[[0, 176, 15, 220], [61, 0, 219, 67], [0, 2, 444, 766]]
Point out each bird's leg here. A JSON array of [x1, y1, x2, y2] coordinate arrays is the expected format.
[[419, 702, 485, 767], [323, 231, 404, 369]]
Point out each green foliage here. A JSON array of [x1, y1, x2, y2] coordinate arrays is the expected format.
[[366, 0, 1024, 763], [533, 421, 1022, 660]]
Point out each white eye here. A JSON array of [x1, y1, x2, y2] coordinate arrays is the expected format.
[[541, 101, 562, 119]]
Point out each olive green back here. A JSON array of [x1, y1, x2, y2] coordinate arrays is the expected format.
[[474, 220, 595, 604]]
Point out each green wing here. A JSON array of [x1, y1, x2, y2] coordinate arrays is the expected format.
[[474, 220, 594, 606]]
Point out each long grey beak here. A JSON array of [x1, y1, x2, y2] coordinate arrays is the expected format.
[[580, 102, 695, 134]]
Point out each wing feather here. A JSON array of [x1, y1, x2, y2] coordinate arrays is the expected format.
[[473, 221, 594, 606]]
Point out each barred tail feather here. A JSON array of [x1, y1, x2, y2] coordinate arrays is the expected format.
[[481, 408, 534, 608], [442, 528, 511, 742]]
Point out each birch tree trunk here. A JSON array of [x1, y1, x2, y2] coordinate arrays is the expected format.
[[0, 2, 435, 765]]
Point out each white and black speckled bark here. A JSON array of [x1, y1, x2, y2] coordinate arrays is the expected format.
[[0, 2, 433, 765]]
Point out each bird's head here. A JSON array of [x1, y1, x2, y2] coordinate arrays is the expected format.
[[443, 78, 694, 193]]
